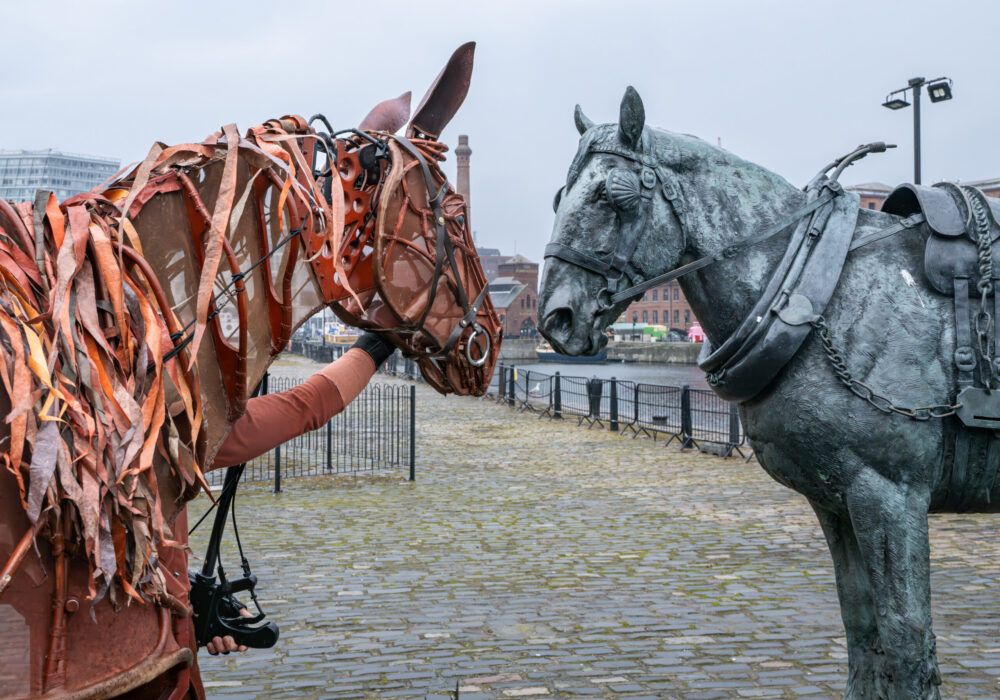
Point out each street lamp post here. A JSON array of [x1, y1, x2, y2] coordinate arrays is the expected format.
[[882, 76, 953, 185]]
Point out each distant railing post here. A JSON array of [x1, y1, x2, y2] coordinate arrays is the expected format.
[[507, 367, 516, 407], [553, 372, 562, 419], [633, 383, 640, 425], [326, 419, 333, 471], [523, 370, 531, 408], [409, 384, 416, 481], [498, 364, 506, 401], [273, 442, 282, 493], [681, 385, 693, 449], [609, 377, 619, 431], [727, 403, 740, 457]]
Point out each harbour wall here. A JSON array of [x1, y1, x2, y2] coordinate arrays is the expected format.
[[498, 339, 538, 361], [607, 341, 702, 364], [498, 339, 702, 364]]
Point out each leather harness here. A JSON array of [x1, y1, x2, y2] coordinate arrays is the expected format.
[[387, 135, 491, 366], [545, 140, 886, 402]]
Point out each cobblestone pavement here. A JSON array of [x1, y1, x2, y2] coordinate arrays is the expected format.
[[190, 355, 1000, 699]]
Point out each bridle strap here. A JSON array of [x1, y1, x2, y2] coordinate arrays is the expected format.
[[609, 191, 836, 305], [543, 242, 613, 276], [546, 142, 894, 310], [388, 135, 485, 362]]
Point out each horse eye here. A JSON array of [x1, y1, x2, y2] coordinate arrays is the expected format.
[[552, 186, 564, 213]]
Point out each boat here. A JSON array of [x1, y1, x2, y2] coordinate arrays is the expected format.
[[324, 322, 362, 346], [535, 341, 608, 364]]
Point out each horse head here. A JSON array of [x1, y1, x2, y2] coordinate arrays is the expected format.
[[538, 87, 687, 355], [538, 87, 803, 354], [322, 42, 502, 396]]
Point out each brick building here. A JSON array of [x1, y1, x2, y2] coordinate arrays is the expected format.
[[488, 277, 538, 338], [488, 255, 540, 337], [845, 182, 893, 210], [618, 280, 696, 333], [476, 247, 510, 283], [497, 254, 538, 289]]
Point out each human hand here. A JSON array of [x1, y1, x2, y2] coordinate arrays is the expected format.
[[204, 607, 253, 655], [351, 331, 396, 369]]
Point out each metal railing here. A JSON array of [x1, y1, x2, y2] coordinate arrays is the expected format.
[[288, 338, 748, 459], [491, 363, 749, 458], [207, 375, 416, 490]]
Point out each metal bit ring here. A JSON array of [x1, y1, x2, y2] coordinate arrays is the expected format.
[[466, 327, 490, 367]]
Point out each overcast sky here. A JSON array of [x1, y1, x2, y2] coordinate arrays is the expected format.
[[2, 0, 997, 266]]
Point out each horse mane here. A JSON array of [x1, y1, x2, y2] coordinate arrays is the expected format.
[[0, 117, 334, 610]]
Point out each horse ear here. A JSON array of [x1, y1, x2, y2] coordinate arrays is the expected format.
[[359, 91, 412, 133], [618, 86, 645, 150], [407, 42, 476, 140], [574, 104, 594, 135]]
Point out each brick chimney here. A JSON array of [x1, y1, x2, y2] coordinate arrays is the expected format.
[[455, 134, 472, 216]]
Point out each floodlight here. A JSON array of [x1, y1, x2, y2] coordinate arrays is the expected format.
[[927, 81, 953, 103], [882, 96, 910, 110]]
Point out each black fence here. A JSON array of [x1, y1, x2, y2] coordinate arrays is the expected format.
[[207, 374, 416, 490], [490, 363, 748, 458], [288, 337, 748, 459]]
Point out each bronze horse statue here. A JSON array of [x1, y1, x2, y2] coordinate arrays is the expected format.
[[539, 86, 1000, 698], [0, 42, 499, 698]]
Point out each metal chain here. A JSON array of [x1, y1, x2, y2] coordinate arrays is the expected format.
[[965, 185, 996, 389], [811, 316, 960, 420]]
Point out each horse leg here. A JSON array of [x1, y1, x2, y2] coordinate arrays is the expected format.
[[845, 469, 941, 699], [811, 503, 886, 699]]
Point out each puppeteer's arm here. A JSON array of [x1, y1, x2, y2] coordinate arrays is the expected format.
[[212, 333, 395, 470]]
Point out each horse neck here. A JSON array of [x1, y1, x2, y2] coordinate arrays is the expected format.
[[674, 155, 807, 345], [134, 176, 328, 456]]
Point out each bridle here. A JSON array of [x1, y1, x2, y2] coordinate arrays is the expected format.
[[385, 134, 491, 368], [545, 142, 687, 310], [544, 138, 889, 310]]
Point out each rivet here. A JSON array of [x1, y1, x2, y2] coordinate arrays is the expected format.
[[65, 598, 80, 613]]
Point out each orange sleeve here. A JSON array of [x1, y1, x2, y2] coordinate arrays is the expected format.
[[212, 348, 376, 470]]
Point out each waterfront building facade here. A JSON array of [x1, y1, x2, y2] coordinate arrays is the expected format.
[[497, 254, 538, 290], [846, 182, 893, 210], [488, 254, 540, 338], [0, 149, 120, 203], [619, 280, 696, 338], [477, 247, 510, 283], [487, 276, 538, 338]]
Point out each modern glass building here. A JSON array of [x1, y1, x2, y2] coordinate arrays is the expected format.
[[0, 150, 120, 203]]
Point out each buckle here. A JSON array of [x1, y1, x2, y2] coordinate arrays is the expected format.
[[641, 167, 656, 189]]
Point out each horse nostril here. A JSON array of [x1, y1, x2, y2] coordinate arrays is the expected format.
[[544, 307, 574, 340]]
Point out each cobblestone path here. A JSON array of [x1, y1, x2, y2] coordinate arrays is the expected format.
[[190, 355, 1000, 699]]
